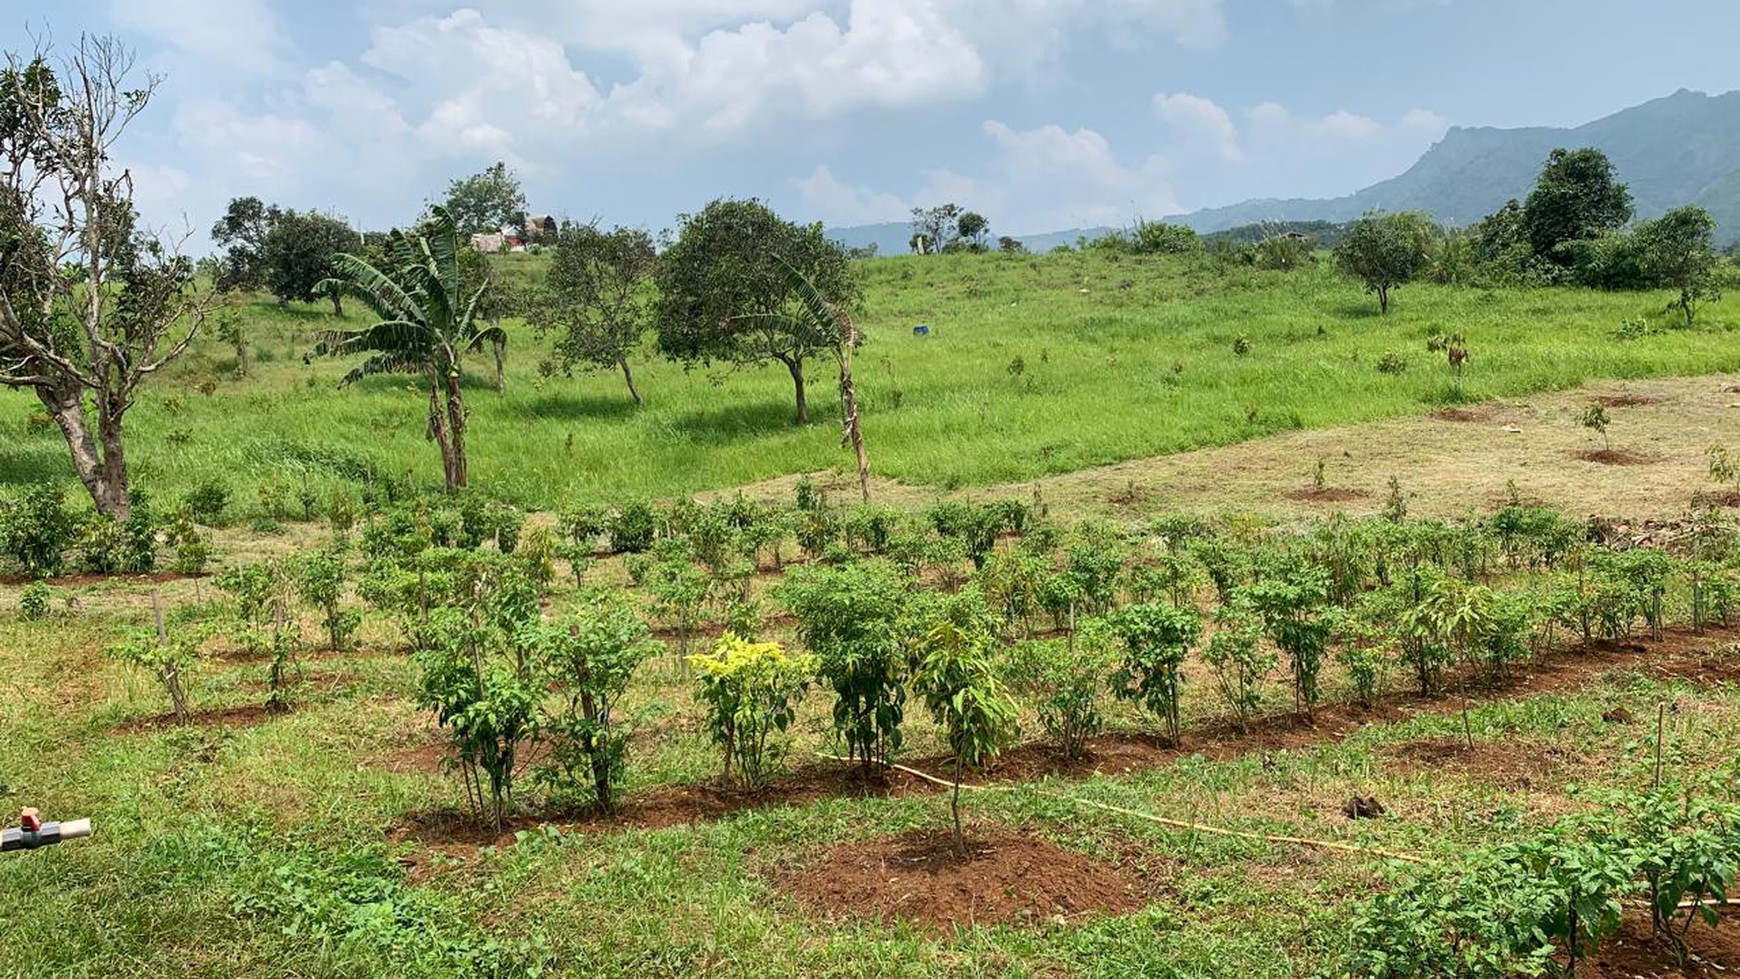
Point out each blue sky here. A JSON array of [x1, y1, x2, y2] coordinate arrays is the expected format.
[[15, 1, 1740, 245]]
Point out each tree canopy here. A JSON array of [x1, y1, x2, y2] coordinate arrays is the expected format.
[[0, 35, 208, 518], [1522, 147, 1633, 264], [441, 161, 526, 236], [210, 196, 282, 292], [528, 222, 658, 404], [653, 198, 858, 424], [1334, 212, 1433, 314], [261, 210, 356, 314]]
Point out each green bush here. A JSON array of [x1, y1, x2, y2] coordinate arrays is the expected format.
[[778, 561, 908, 770], [1106, 603, 1202, 744], [1005, 635, 1115, 759], [19, 580, 51, 621], [688, 633, 816, 791], [0, 484, 77, 576]]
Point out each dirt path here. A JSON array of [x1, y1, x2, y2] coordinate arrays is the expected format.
[[725, 374, 1740, 521]]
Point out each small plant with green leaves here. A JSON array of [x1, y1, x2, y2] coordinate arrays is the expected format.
[[778, 561, 908, 771], [1243, 565, 1332, 717], [607, 500, 657, 554], [521, 592, 661, 812], [1708, 445, 1740, 499], [1105, 603, 1201, 744], [163, 507, 212, 575], [0, 484, 76, 577], [688, 633, 817, 792], [18, 580, 51, 621], [1200, 603, 1273, 730], [108, 629, 198, 723], [295, 550, 360, 651], [1231, 334, 1251, 357], [1579, 402, 1611, 451], [911, 619, 1020, 853], [414, 606, 539, 829], [1426, 331, 1470, 398], [644, 539, 711, 666], [1005, 633, 1116, 760]]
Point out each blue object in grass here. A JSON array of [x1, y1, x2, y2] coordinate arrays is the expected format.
[[913, 324, 931, 336]]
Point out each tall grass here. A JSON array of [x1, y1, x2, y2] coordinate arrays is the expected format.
[[1, 250, 1732, 512]]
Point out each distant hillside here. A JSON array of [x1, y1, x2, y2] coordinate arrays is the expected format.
[[1179, 89, 1740, 240], [827, 222, 1118, 256]]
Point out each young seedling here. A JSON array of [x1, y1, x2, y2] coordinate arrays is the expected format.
[[1579, 403, 1611, 451], [912, 620, 1019, 855]]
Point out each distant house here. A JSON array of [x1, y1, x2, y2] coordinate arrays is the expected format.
[[523, 213, 557, 243], [470, 232, 506, 253]]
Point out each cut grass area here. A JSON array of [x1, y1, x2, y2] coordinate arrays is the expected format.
[[1, 251, 1733, 513]]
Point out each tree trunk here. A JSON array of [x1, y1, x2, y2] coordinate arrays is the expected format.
[[618, 355, 643, 406], [838, 345, 870, 502], [330, 291, 343, 318], [427, 376, 456, 491], [1378, 284, 1390, 315], [38, 383, 130, 518], [783, 357, 809, 424], [445, 369, 469, 490]]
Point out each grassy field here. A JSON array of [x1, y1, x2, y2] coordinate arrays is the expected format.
[[2, 542, 1738, 978], [2, 250, 1734, 516]]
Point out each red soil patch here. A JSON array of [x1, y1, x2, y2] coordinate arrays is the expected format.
[[775, 829, 1146, 933], [112, 702, 279, 733], [1577, 449, 1659, 466], [1593, 393, 1661, 408], [1428, 407, 1492, 422], [1284, 487, 1372, 503], [1581, 915, 1740, 977]]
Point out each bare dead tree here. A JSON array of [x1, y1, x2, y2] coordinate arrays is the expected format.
[[0, 33, 210, 518]]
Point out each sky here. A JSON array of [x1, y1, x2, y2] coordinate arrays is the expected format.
[[14, 0, 1740, 247]]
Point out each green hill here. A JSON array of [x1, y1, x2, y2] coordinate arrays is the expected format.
[[1182, 89, 1740, 240]]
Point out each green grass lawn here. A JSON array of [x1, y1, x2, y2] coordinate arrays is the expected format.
[[3, 250, 1733, 514]]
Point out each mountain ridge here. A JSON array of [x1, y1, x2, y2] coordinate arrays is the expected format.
[[828, 89, 1740, 249]]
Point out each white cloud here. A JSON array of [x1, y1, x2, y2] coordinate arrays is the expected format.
[[1155, 92, 1242, 162], [794, 165, 911, 225], [797, 119, 1179, 234], [108, 0, 293, 75]]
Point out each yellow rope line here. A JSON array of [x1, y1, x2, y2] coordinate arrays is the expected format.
[[820, 753, 1427, 865]]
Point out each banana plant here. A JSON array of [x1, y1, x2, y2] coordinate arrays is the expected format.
[[311, 206, 506, 491]]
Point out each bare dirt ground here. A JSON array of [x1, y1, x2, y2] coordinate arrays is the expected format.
[[727, 374, 1740, 523]]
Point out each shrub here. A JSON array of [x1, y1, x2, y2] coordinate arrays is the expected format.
[[183, 480, 231, 525], [414, 606, 538, 829], [19, 581, 51, 621], [644, 539, 710, 661], [1005, 635, 1115, 760], [1243, 565, 1332, 716], [522, 592, 661, 811], [688, 633, 816, 791], [778, 561, 908, 770], [1106, 603, 1202, 744], [163, 507, 212, 575], [607, 501, 657, 554], [108, 629, 197, 722], [1200, 603, 1272, 729], [295, 550, 360, 651], [0, 484, 77, 576], [1375, 351, 1408, 375]]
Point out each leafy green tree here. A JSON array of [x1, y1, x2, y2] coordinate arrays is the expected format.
[[0, 36, 209, 519], [415, 605, 538, 829], [653, 198, 859, 424], [1334, 212, 1430, 314], [912, 619, 1020, 854], [1244, 566, 1332, 716], [997, 235, 1027, 254], [1522, 147, 1633, 264], [210, 195, 282, 292], [955, 211, 990, 251], [527, 222, 657, 404], [1105, 603, 1201, 745], [909, 203, 963, 254], [261, 210, 356, 315], [440, 161, 526, 236], [1005, 634, 1118, 760], [312, 206, 507, 491], [778, 561, 907, 771], [522, 592, 661, 811], [1635, 205, 1721, 326]]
